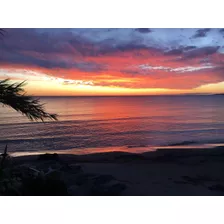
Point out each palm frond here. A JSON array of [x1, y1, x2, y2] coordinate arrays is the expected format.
[[0, 79, 58, 121]]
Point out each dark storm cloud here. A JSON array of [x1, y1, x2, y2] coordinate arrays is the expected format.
[[1, 28, 219, 63], [183, 46, 197, 51], [164, 48, 184, 56], [1, 28, 97, 55], [0, 49, 71, 69], [181, 46, 220, 59], [108, 42, 147, 53], [192, 28, 211, 38], [0, 28, 156, 60], [163, 46, 197, 56], [0, 44, 106, 72], [0, 29, 110, 71], [77, 36, 160, 56], [135, 28, 152, 33]]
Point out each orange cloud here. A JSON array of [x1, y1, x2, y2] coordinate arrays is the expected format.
[[1, 31, 224, 95]]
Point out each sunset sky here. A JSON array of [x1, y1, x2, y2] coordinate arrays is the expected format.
[[0, 28, 224, 96]]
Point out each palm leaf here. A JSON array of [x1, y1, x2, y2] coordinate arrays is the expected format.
[[0, 79, 58, 121]]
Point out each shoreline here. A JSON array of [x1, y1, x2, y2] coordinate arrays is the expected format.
[[12, 145, 224, 164], [10, 143, 224, 158]]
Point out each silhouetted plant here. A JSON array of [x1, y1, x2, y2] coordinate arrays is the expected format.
[[0, 145, 8, 170], [0, 30, 59, 195], [0, 79, 58, 121], [0, 29, 57, 121]]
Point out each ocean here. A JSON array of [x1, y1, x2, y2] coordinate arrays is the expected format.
[[1, 95, 224, 155]]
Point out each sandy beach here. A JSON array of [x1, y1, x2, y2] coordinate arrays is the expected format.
[[8, 146, 224, 196]]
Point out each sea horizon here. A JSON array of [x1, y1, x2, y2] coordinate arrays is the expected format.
[[32, 93, 216, 97]]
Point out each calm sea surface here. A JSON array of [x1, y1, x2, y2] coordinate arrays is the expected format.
[[1, 95, 224, 154]]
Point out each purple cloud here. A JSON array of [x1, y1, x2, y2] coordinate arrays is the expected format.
[[135, 28, 152, 33], [192, 28, 211, 38]]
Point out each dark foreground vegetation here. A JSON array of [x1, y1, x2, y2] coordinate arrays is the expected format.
[[0, 151, 127, 196]]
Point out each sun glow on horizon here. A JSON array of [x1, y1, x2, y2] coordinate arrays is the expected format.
[[19, 78, 214, 96], [1, 71, 224, 96], [1, 68, 224, 96]]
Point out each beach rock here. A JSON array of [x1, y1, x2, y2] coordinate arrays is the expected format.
[[107, 183, 127, 195], [208, 184, 224, 192], [65, 164, 83, 174], [1, 180, 23, 196], [116, 153, 144, 162], [44, 178, 68, 196], [67, 185, 80, 195], [93, 175, 115, 185], [45, 170, 61, 180], [75, 173, 96, 186], [59, 163, 72, 172], [21, 174, 68, 196], [181, 175, 214, 186], [11, 165, 38, 179], [91, 182, 127, 196], [68, 184, 91, 196], [36, 161, 62, 171]]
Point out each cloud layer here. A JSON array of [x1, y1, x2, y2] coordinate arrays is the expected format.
[[0, 28, 224, 91]]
